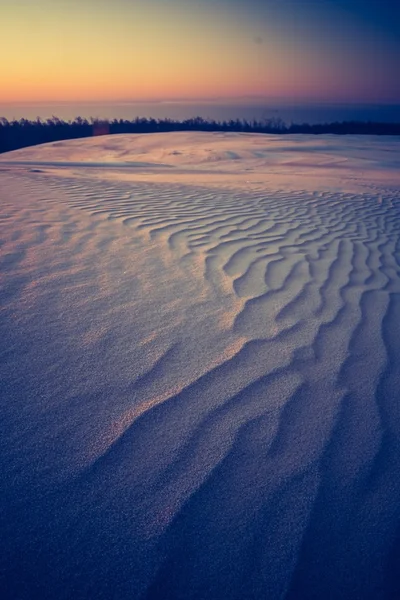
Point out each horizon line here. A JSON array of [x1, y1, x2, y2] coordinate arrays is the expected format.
[[1, 98, 400, 107]]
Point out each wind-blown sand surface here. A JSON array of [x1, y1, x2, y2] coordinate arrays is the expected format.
[[1, 132, 400, 599]]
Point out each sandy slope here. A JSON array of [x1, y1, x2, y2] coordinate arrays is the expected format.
[[1, 132, 400, 599], [2, 131, 400, 191]]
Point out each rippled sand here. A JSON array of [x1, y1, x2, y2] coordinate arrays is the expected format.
[[1, 132, 400, 599]]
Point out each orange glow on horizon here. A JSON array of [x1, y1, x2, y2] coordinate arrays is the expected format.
[[1, 0, 398, 105]]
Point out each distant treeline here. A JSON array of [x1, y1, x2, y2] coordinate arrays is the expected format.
[[1, 116, 400, 155]]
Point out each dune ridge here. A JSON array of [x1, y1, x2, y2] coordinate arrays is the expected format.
[[1, 133, 400, 599]]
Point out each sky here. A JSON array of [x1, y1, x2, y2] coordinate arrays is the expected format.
[[1, 0, 399, 105]]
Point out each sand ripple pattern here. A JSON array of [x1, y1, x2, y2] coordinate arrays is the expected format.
[[1, 169, 400, 600]]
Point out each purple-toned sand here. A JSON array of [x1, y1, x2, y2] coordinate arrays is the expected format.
[[1, 132, 400, 599]]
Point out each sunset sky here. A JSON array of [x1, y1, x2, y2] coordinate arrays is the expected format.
[[1, 0, 399, 104]]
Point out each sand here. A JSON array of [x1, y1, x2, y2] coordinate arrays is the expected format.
[[1, 132, 400, 599]]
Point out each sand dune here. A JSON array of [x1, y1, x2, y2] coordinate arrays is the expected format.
[[1, 132, 400, 599]]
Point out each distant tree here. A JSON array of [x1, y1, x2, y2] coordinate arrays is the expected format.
[[0, 115, 399, 155]]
